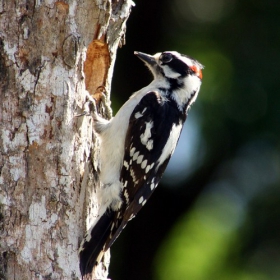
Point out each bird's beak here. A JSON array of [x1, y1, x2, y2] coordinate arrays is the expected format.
[[134, 51, 156, 66]]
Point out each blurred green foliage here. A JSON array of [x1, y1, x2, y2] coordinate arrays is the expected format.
[[110, 0, 280, 279]]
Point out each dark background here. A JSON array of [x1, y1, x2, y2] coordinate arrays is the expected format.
[[109, 0, 280, 279]]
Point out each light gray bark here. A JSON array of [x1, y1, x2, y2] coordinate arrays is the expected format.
[[0, 0, 133, 279]]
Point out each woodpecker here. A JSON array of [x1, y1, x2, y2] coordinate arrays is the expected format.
[[79, 51, 203, 277]]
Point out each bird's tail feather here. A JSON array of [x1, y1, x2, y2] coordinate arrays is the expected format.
[[79, 210, 115, 277]]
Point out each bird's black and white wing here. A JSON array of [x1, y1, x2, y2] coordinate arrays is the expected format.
[[104, 91, 185, 249]]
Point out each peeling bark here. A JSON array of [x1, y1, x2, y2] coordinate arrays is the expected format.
[[0, 0, 133, 279]]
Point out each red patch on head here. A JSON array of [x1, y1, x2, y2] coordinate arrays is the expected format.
[[190, 65, 203, 79]]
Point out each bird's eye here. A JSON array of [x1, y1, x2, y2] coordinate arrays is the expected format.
[[160, 53, 173, 64]]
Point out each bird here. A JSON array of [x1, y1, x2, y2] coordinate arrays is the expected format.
[[79, 50, 203, 277]]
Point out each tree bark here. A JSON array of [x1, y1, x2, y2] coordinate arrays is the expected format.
[[0, 0, 133, 279]]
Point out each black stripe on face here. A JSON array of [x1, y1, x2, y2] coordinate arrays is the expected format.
[[166, 57, 190, 77], [160, 53, 201, 78], [159, 52, 189, 77]]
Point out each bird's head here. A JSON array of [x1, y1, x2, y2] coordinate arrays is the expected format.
[[134, 51, 204, 110]]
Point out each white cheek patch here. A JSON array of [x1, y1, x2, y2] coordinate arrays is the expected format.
[[162, 66, 181, 79]]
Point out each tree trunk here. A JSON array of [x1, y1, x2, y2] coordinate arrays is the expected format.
[[0, 0, 133, 279]]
